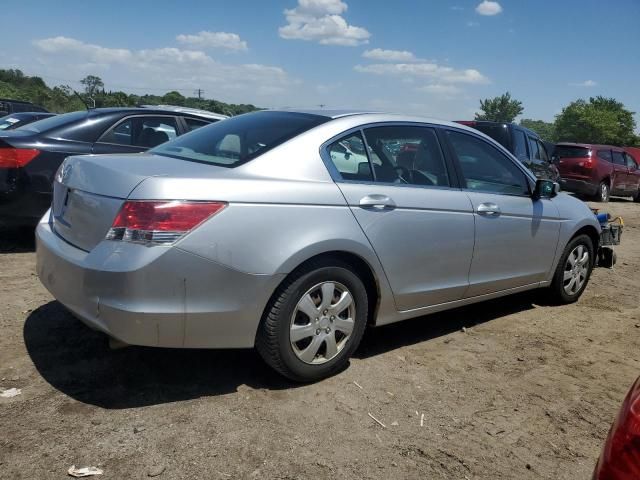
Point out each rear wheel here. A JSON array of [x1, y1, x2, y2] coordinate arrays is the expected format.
[[633, 188, 640, 203], [256, 259, 368, 382], [548, 234, 594, 304], [596, 181, 610, 202]]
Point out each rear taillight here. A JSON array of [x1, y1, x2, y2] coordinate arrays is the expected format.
[[593, 379, 640, 479], [106, 200, 226, 245], [0, 148, 40, 168]]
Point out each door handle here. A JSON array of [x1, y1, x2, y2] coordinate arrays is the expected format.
[[477, 202, 501, 216], [359, 194, 396, 209]]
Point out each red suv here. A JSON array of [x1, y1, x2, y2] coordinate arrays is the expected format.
[[556, 143, 640, 202]]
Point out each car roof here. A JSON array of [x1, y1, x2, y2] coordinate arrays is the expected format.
[[84, 106, 227, 120], [0, 98, 39, 105], [556, 142, 625, 150], [268, 109, 470, 129]]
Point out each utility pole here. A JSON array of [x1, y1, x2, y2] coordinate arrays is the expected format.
[[194, 89, 204, 100]]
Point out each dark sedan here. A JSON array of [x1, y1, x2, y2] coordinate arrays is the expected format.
[[0, 107, 227, 227], [0, 112, 56, 131]]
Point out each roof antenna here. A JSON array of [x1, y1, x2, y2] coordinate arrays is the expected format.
[[72, 90, 94, 110]]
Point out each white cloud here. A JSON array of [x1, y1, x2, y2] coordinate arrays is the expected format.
[[362, 48, 418, 62], [419, 84, 462, 95], [569, 80, 597, 87], [176, 31, 248, 52], [279, 0, 371, 46], [475, 1, 502, 16], [31, 36, 295, 104], [354, 62, 490, 84]]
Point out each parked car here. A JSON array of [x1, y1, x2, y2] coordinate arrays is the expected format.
[[0, 112, 56, 131], [556, 143, 640, 202], [36, 110, 600, 382], [455, 120, 560, 182], [592, 376, 640, 479], [0, 106, 227, 227], [0, 98, 48, 115]]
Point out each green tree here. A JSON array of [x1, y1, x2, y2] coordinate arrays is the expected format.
[[475, 92, 524, 123], [162, 91, 186, 106], [555, 96, 637, 146], [520, 119, 557, 142], [80, 75, 104, 97]]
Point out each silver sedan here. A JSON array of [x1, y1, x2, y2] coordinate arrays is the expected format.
[[36, 110, 600, 381]]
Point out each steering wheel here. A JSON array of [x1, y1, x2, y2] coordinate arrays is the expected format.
[[394, 166, 411, 184]]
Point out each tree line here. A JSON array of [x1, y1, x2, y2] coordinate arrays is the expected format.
[[475, 91, 639, 147], [0, 69, 258, 117]]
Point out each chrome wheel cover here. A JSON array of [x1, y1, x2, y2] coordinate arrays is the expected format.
[[289, 281, 355, 365], [563, 244, 589, 295]]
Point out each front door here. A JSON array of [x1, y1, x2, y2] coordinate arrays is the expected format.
[[325, 126, 475, 311], [444, 128, 561, 297]]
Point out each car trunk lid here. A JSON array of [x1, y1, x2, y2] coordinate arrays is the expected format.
[[51, 153, 229, 251], [556, 146, 593, 177]]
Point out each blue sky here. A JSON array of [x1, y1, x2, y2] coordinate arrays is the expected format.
[[2, 0, 639, 126]]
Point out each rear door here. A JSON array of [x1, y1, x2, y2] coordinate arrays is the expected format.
[[92, 115, 179, 154], [443, 128, 561, 297], [325, 124, 475, 311]]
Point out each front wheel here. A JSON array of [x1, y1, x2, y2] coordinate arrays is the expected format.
[[256, 259, 368, 382], [548, 234, 594, 304]]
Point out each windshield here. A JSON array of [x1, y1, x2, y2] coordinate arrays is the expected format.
[[151, 111, 329, 167], [0, 116, 23, 130], [17, 110, 88, 133], [556, 146, 590, 158], [472, 124, 511, 150]]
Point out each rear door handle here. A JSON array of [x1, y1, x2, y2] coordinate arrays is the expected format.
[[359, 194, 396, 209], [477, 202, 501, 216]]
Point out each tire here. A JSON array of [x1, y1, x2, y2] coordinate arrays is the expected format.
[[633, 188, 640, 203], [256, 258, 368, 382], [548, 234, 594, 304], [595, 181, 610, 202]]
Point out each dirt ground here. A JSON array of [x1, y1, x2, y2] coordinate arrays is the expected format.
[[1, 198, 639, 480]]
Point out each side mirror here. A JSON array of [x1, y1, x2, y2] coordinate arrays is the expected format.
[[533, 179, 559, 199]]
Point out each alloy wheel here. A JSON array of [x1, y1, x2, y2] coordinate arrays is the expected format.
[[563, 244, 590, 295], [289, 281, 355, 365]]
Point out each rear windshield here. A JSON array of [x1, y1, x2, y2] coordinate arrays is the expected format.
[[470, 124, 510, 150], [17, 110, 88, 133], [151, 111, 329, 167], [556, 146, 591, 158]]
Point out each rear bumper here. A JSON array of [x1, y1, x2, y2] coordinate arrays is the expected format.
[[558, 177, 598, 196], [36, 215, 283, 348], [0, 171, 50, 227]]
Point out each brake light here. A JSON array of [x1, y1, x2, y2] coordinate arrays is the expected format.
[[106, 200, 226, 245], [593, 379, 640, 479], [0, 148, 40, 168], [455, 121, 476, 126]]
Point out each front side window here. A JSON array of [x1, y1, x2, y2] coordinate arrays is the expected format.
[[513, 130, 528, 161], [446, 130, 530, 196], [99, 116, 178, 147], [151, 111, 328, 167], [327, 132, 372, 181], [362, 126, 450, 187], [624, 152, 638, 169]]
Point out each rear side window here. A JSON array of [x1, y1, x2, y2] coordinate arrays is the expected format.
[[536, 140, 549, 161], [363, 126, 450, 187], [528, 136, 541, 159], [151, 111, 329, 167], [597, 150, 612, 162], [513, 130, 528, 161], [184, 117, 211, 132], [99, 116, 178, 147], [446, 130, 529, 196], [556, 146, 591, 158], [612, 151, 626, 166]]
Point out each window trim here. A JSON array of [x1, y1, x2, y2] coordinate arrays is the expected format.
[[442, 126, 536, 198], [319, 121, 460, 190], [96, 114, 180, 148]]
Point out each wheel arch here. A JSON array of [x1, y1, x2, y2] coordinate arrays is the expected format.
[[571, 225, 600, 260]]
